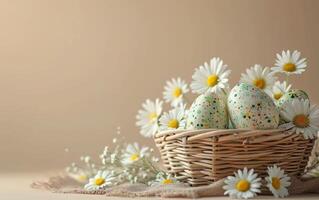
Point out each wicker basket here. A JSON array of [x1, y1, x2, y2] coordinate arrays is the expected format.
[[154, 129, 314, 187]]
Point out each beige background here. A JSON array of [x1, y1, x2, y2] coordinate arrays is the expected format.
[[0, 0, 319, 172]]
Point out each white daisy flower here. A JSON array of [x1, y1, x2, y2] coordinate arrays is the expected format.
[[163, 77, 189, 107], [271, 81, 292, 101], [272, 50, 307, 75], [122, 143, 149, 165], [280, 99, 319, 139], [240, 64, 276, 95], [265, 165, 291, 198], [223, 168, 261, 199], [190, 57, 231, 94], [136, 99, 163, 137], [151, 172, 178, 186], [84, 170, 115, 191], [159, 106, 186, 131]]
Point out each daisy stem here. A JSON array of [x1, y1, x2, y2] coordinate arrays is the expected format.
[[142, 157, 159, 174], [286, 74, 290, 85], [221, 88, 227, 97]]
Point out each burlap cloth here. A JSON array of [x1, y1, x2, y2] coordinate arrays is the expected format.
[[31, 142, 319, 197], [31, 175, 319, 198]]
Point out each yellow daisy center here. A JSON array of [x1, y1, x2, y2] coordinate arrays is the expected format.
[[168, 119, 179, 129], [274, 93, 283, 100], [130, 153, 139, 161], [272, 177, 281, 190], [172, 87, 182, 98], [283, 63, 296, 72], [149, 112, 157, 122], [95, 178, 105, 186], [236, 179, 250, 192], [253, 78, 266, 89], [293, 114, 310, 128], [206, 75, 219, 87], [162, 179, 173, 184]]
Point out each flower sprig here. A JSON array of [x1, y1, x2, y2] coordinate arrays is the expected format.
[[65, 127, 178, 190]]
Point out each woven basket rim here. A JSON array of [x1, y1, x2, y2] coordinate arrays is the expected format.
[[153, 128, 296, 142], [155, 128, 286, 137]]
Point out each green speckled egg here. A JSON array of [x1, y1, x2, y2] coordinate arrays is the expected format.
[[277, 89, 309, 108], [187, 92, 228, 129], [277, 89, 309, 123], [227, 83, 279, 129]]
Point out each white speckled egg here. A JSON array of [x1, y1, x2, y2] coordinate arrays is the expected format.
[[227, 83, 279, 129], [277, 89, 309, 123], [277, 89, 309, 108], [187, 92, 228, 129]]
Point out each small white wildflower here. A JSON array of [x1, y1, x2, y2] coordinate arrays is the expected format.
[[152, 157, 159, 162], [84, 156, 91, 163], [110, 153, 117, 164]]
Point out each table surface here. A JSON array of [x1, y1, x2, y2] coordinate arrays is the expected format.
[[1, 172, 319, 200]]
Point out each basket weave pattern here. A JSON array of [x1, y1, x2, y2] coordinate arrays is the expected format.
[[154, 129, 314, 187]]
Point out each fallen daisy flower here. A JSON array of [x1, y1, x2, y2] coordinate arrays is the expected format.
[[265, 165, 291, 198], [151, 171, 179, 186], [223, 168, 262, 199], [84, 170, 116, 191]]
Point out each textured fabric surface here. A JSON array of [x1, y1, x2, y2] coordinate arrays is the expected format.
[[31, 175, 319, 198], [31, 141, 319, 198]]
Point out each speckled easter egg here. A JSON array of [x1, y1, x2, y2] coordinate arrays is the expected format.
[[227, 83, 279, 129], [277, 89, 309, 123], [187, 92, 228, 129], [277, 89, 309, 108]]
